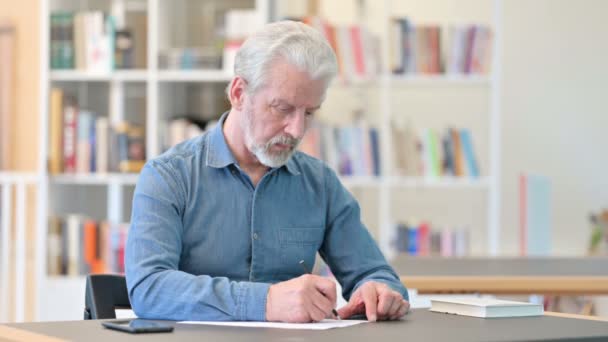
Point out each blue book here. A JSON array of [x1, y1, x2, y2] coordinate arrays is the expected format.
[[369, 128, 381, 176], [523, 174, 552, 256], [407, 226, 418, 256], [459, 129, 479, 178]]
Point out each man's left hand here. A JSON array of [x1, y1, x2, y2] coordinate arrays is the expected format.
[[337, 281, 409, 322]]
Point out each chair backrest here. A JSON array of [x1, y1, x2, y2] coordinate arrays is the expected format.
[[84, 274, 131, 320]]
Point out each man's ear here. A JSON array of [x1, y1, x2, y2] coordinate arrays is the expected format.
[[228, 76, 248, 111]]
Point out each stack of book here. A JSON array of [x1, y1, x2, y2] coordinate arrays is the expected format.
[[389, 18, 492, 75], [49, 88, 146, 174], [303, 16, 382, 83], [47, 216, 129, 276], [392, 123, 480, 179], [50, 10, 147, 71], [393, 221, 470, 257], [299, 120, 381, 177]]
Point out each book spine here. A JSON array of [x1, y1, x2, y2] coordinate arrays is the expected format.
[[63, 101, 78, 173]]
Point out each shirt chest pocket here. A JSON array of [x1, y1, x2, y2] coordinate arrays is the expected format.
[[277, 227, 325, 278], [279, 227, 324, 248]]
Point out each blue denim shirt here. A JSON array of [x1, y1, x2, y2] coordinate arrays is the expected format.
[[126, 113, 407, 321]]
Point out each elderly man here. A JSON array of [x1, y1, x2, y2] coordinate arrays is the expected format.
[[126, 20, 409, 323]]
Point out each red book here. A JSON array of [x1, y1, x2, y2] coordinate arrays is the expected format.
[[349, 26, 365, 77], [464, 26, 477, 74], [63, 100, 78, 173], [417, 222, 431, 256], [519, 174, 527, 256]]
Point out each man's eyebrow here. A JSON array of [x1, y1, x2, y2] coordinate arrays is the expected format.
[[271, 98, 321, 111], [309, 105, 321, 111], [270, 98, 293, 107]]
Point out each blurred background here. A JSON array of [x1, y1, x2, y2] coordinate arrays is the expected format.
[[0, 0, 607, 323]]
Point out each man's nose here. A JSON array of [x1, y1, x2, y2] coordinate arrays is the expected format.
[[284, 110, 306, 139]]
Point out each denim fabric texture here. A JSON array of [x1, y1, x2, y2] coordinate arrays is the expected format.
[[126, 112, 408, 321]]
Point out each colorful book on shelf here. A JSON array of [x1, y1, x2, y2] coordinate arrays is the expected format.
[[62, 97, 78, 173], [302, 16, 381, 82], [298, 120, 381, 177], [460, 128, 479, 178], [449, 128, 465, 177], [392, 123, 480, 179], [49, 89, 64, 174], [393, 222, 470, 257], [50, 12, 74, 69], [52, 9, 147, 71], [49, 90, 146, 175], [47, 216, 129, 276], [430, 298, 543, 318], [390, 18, 492, 75], [76, 11, 115, 72], [519, 173, 552, 256]]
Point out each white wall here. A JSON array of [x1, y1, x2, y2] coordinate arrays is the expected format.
[[500, 0, 608, 255]]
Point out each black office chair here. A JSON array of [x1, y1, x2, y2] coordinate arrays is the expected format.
[[84, 274, 131, 320]]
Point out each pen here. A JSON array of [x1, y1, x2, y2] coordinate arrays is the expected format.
[[299, 260, 341, 320]]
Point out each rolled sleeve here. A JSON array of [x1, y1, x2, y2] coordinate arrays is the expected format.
[[237, 282, 272, 321], [319, 166, 408, 301]]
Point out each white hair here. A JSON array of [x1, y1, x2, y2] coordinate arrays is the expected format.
[[226, 20, 338, 97]]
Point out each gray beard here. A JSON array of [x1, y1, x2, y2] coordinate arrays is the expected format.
[[242, 109, 301, 168]]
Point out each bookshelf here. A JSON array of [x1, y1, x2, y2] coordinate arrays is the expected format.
[[292, 0, 502, 258], [36, 0, 502, 321], [39, 0, 272, 321]]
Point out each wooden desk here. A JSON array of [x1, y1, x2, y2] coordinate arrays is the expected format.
[[392, 257, 608, 295], [3, 309, 608, 342]]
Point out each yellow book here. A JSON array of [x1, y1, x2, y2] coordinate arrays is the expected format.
[[49, 88, 64, 174]]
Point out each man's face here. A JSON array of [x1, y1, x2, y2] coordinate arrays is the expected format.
[[241, 61, 326, 167]]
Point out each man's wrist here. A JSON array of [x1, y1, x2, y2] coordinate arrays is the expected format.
[[265, 284, 275, 321]]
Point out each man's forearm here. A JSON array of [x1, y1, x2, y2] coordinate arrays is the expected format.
[[129, 269, 270, 321]]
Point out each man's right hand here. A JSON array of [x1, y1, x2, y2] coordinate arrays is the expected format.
[[265, 274, 337, 323]]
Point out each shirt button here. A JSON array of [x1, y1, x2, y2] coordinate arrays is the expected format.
[[253, 233, 259, 240]]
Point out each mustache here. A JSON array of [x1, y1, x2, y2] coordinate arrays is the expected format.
[[267, 135, 300, 148]]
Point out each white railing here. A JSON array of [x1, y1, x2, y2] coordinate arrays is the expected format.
[[0, 172, 40, 323]]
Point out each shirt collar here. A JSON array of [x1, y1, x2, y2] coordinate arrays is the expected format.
[[206, 112, 238, 169], [205, 112, 300, 176]]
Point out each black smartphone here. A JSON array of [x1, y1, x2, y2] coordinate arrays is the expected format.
[[102, 319, 174, 334]]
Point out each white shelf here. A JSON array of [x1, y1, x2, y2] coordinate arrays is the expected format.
[[50, 173, 139, 185], [157, 70, 233, 82], [339, 176, 490, 189], [387, 74, 491, 86], [340, 176, 382, 187], [50, 70, 148, 82], [0, 172, 40, 183], [389, 176, 490, 189], [46, 275, 86, 285], [330, 74, 490, 87]]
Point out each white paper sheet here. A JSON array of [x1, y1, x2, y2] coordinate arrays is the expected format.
[[178, 319, 368, 330]]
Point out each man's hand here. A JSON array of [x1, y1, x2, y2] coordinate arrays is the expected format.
[[337, 281, 409, 322], [266, 274, 337, 323]]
